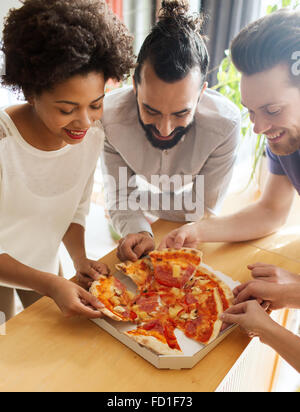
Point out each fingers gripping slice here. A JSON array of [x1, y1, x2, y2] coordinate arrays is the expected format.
[[91, 249, 234, 355], [90, 275, 137, 322]]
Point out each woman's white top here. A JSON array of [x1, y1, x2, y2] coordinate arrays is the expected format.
[[0, 109, 104, 284]]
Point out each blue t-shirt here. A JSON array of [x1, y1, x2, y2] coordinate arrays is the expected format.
[[266, 145, 300, 194]]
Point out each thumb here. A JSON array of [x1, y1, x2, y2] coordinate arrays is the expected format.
[[219, 312, 241, 325], [158, 237, 167, 250], [80, 287, 104, 310], [173, 233, 185, 249]]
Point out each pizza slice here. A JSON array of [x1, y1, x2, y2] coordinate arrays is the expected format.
[[90, 275, 137, 322], [192, 266, 234, 311], [173, 287, 224, 345], [115, 256, 154, 290], [149, 248, 202, 289], [124, 318, 182, 356], [130, 290, 162, 323]]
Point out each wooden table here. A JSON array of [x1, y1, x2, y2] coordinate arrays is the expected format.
[[0, 220, 299, 392]]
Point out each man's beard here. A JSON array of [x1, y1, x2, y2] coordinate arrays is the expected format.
[[268, 130, 300, 156], [137, 105, 194, 150]]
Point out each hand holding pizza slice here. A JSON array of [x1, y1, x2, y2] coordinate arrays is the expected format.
[[90, 248, 234, 355], [89, 274, 137, 322]]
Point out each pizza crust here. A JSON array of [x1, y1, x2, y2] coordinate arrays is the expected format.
[[205, 289, 224, 345], [150, 248, 203, 264], [90, 249, 236, 355], [124, 332, 182, 356], [196, 264, 234, 306]]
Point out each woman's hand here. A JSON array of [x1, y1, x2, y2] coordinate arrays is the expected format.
[[48, 277, 104, 319]]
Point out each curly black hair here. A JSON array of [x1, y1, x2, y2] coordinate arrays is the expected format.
[[1, 0, 135, 98], [134, 0, 209, 85]]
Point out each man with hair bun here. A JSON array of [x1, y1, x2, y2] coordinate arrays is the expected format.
[[97, 0, 241, 266]]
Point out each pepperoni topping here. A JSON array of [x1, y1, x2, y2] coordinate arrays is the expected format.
[[94, 249, 232, 349], [154, 264, 195, 288], [135, 292, 159, 313]]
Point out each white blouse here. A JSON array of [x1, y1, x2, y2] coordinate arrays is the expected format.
[[0, 109, 104, 284]]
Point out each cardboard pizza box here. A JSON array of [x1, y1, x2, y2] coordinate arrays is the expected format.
[[91, 263, 239, 370]]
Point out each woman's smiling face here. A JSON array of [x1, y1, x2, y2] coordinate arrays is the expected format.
[[31, 71, 105, 147], [241, 63, 300, 156]]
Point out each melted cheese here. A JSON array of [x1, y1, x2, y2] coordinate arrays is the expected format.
[[172, 265, 181, 278], [169, 305, 183, 318]]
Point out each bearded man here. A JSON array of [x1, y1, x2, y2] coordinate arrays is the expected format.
[[101, 0, 240, 262]]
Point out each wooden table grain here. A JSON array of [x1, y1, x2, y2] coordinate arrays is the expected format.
[[0, 220, 299, 392]]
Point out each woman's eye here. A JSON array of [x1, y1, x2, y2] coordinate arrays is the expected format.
[[59, 109, 74, 115], [91, 105, 102, 110]]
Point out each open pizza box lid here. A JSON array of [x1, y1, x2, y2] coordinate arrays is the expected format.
[[91, 263, 240, 370]]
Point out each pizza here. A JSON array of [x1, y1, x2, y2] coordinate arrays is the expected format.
[[90, 248, 233, 355], [115, 257, 153, 289], [89, 275, 137, 322], [125, 317, 182, 356], [149, 248, 202, 288]]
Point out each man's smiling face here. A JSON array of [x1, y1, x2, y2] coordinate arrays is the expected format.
[[134, 61, 207, 150], [241, 63, 300, 156]]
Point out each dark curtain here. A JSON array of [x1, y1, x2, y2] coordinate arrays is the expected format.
[[201, 0, 262, 86]]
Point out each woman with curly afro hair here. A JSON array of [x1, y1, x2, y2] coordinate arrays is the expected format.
[[0, 0, 135, 322]]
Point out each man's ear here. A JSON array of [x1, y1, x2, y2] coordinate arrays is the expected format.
[[133, 75, 137, 95], [197, 81, 208, 104], [201, 81, 208, 97]]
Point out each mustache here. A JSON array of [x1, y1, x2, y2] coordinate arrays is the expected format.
[[137, 104, 194, 150], [146, 124, 187, 138]]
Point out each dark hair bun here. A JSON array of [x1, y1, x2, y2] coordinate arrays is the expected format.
[[134, 0, 209, 84], [159, 0, 205, 36], [160, 0, 190, 18]]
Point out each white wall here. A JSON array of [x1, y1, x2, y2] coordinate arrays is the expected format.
[[0, 0, 23, 106], [0, 0, 21, 33]]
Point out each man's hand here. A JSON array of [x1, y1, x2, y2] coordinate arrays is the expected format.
[[232, 280, 289, 310], [248, 263, 300, 284], [159, 222, 201, 250], [117, 232, 155, 262], [75, 257, 110, 290], [48, 277, 104, 319]]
